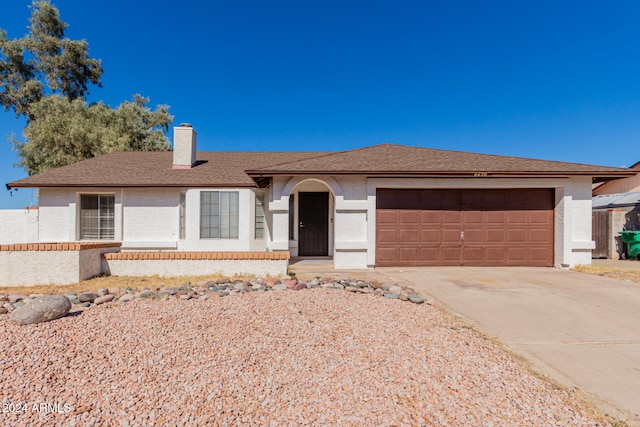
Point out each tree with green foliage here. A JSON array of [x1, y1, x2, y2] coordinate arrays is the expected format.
[[0, 0, 172, 175]]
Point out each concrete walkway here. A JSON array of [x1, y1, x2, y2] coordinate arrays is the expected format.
[[375, 266, 640, 426]]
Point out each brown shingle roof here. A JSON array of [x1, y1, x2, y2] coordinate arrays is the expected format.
[[7, 151, 328, 188], [248, 143, 632, 176], [7, 143, 633, 189]]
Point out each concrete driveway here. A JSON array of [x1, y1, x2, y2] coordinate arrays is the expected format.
[[378, 267, 640, 425]]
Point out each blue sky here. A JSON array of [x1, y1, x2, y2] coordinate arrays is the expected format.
[[1, 0, 639, 208]]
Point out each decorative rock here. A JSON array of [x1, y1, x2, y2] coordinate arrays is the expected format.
[[9, 294, 28, 304], [97, 288, 109, 297], [81, 302, 92, 308], [408, 294, 425, 304], [136, 290, 156, 299], [374, 288, 385, 296], [370, 282, 383, 289], [292, 283, 307, 291], [179, 294, 192, 300], [382, 282, 395, 291], [119, 294, 135, 303], [0, 294, 7, 302], [345, 286, 359, 292], [94, 294, 116, 305], [383, 292, 399, 299], [273, 284, 287, 291], [10, 295, 71, 325], [0, 307, 7, 314], [78, 292, 98, 303], [388, 286, 403, 295], [285, 279, 298, 289], [399, 294, 409, 301]]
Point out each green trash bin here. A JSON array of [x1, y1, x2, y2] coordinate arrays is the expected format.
[[619, 231, 640, 260]]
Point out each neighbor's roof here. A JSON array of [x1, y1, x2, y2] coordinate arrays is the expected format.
[[593, 192, 640, 209], [7, 143, 634, 189]]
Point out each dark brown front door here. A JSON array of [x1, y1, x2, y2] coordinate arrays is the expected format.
[[376, 188, 554, 267], [298, 192, 329, 256]]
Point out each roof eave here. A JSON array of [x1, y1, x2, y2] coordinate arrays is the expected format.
[[6, 182, 259, 189], [247, 170, 635, 178]]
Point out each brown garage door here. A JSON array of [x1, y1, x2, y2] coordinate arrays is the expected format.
[[376, 188, 554, 267]]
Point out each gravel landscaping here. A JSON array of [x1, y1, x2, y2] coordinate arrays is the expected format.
[[1, 285, 611, 426]]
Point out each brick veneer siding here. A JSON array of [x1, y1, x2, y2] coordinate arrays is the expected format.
[[0, 242, 122, 251]]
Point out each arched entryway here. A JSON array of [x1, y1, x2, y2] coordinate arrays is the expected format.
[[283, 178, 338, 257]]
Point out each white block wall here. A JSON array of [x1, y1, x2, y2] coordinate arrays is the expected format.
[[0, 209, 39, 243]]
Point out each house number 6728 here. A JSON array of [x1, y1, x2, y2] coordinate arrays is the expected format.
[[473, 172, 488, 177]]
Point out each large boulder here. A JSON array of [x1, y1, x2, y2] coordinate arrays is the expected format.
[[10, 295, 71, 325]]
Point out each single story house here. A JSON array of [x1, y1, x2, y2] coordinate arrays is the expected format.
[[3, 124, 633, 281]]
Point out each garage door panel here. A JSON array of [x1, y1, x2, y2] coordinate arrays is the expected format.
[[529, 211, 552, 224], [462, 246, 484, 261], [377, 229, 400, 243], [377, 210, 399, 224], [442, 247, 461, 263], [376, 188, 554, 267], [421, 229, 441, 243], [529, 228, 552, 243], [442, 229, 462, 244], [463, 228, 483, 243], [399, 247, 420, 260], [463, 210, 483, 224], [421, 211, 442, 224], [400, 210, 420, 224], [486, 229, 506, 243], [443, 210, 462, 224], [507, 247, 528, 262], [399, 229, 419, 243], [486, 211, 505, 223], [530, 248, 552, 263], [507, 229, 527, 243], [486, 247, 506, 261], [507, 211, 527, 224]]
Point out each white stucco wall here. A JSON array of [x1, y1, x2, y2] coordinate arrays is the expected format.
[[0, 209, 39, 243], [270, 175, 596, 269]]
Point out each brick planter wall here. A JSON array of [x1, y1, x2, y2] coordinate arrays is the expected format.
[[103, 251, 290, 278], [0, 242, 122, 287]]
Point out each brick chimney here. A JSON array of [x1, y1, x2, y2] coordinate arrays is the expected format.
[[173, 123, 197, 169]]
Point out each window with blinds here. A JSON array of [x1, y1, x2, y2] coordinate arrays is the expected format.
[[80, 194, 115, 240], [200, 191, 239, 239]]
